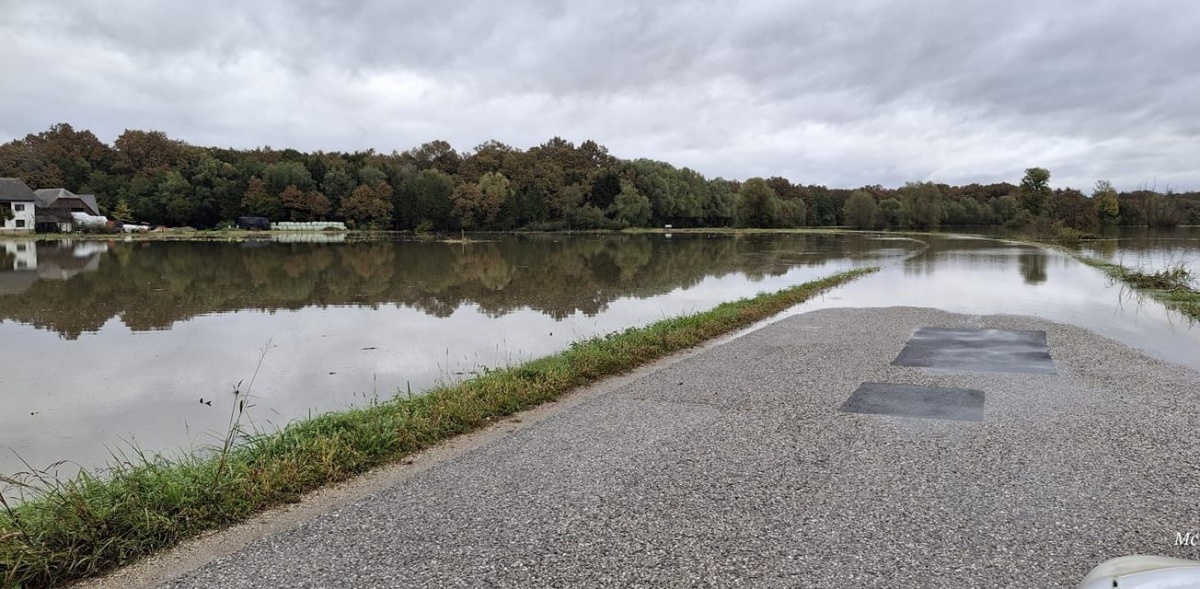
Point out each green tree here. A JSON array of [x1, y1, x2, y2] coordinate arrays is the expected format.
[[411, 168, 455, 229], [1019, 167, 1051, 216], [959, 197, 986, 225], [1093, 180, 1119, 225], [941, 200, 967, 226], [843, 190, 879, 229], [263, 161, 315, 195], [878, 197, 907, 229], [735, 178, 781, 228], [608, 181, 652, 228], [111, 198, 133, 222], [358, 166, 388, 189], [158, 170, 195, 226], [704, 179, 736, 226], [321, 168, 357, 208], [900, 182, 942, 230], [992, 194, 1024, 226], [191, 155, 241, 227], [779, 198, 807, 228]]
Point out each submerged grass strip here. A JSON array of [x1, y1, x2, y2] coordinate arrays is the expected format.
[[1076, 256, 1200, 321], [0, 267, 876, 589]]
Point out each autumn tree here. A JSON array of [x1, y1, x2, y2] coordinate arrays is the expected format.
[[409, 140, 461, 173], [340, 183, 394, 228], [477, 171, 512, 218], [113, 129, 194, 174], [452, 172, 512, 230], [1046, 188, 1097, 232], [1144, 192, 1183, 228], [0, 137, 64, 189], [241, 176, 282, 219], [0, 123, 114, 192], [279, 185, 330, 221]]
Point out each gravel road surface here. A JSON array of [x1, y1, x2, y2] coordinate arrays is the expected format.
[[156, 306, 1200, 588]]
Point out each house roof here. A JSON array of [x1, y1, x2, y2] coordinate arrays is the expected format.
[[35, 188, 73, 207], [76, 194, 100, 215], [0, 178, 37, 203], [34, 188, 100, 216]]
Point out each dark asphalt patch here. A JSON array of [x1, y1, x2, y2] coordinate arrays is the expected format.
[[892, 327, 1056, 374], [840, 382, 986, 422]]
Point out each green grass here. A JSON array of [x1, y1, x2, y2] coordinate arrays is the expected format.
[[0, 267, 876, 589], [1077, 257, 1200, 320]]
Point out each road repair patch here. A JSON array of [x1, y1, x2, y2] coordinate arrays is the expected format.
[[840, 382, 986, 422], [892, 327, 1056, 374]]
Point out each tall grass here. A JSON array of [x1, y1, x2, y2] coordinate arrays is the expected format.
[[1078, 257, 1200, 320], [0, 267, 876, 589]]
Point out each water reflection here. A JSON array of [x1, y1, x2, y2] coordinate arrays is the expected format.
[[788, 234, 1200, 373], [0, 240, 107, 293], [1018, 251, 1048, 285], [0, 233, 905, 478], [1070, 226, 1200, 288], [3, 231, 1198, 482], [0, 234, 908, 338]]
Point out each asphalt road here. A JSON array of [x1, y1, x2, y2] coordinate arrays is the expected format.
[[155, 306, 1200, 588]]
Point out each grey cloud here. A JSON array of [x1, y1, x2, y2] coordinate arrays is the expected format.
[[0, 0, 1197, 190]]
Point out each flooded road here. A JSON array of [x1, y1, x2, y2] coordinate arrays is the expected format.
[[0, 230, 1197, 480]]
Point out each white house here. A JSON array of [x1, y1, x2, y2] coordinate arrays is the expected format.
[[0, 178, 37, 233]]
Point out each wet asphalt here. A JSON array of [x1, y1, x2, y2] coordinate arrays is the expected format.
[[158, 306, 1200, 588]]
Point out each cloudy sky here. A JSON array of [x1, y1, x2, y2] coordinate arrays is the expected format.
[[1, 0, 1196, 190]]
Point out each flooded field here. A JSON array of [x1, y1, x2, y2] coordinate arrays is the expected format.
[[1, 229, 1197, 479]]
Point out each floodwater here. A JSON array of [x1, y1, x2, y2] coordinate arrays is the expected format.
[[0, 230, 1198, 481], [1071, 226, 1200, 288]]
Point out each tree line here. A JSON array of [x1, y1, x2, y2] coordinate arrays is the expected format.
[[2, 123, 1197, 231]]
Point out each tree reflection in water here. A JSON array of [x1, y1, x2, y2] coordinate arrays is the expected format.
[[0, 233, 902, 339]]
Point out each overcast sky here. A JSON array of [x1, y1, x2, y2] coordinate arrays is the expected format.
[[1, 0, 1196, 190]]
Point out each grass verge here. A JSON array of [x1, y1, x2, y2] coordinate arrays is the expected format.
[[1076, 257, 1200, 321], [0, 267, 877, 589]]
